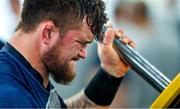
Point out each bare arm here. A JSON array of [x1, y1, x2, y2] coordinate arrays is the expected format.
[[65, 68, 123, 108], [65, 90, 102, 108]]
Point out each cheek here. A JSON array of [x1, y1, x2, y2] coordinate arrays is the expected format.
[[63, 45, 80, 59], [71, 44, 82, 56], [63, 43, 82, 56]]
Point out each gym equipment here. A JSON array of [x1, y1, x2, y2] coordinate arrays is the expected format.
[[113, 38, 179, 108]]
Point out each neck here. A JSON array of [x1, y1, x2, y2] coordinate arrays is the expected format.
[[9, 29, 49, 87]]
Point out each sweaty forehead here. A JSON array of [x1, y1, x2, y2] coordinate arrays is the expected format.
[[80, 22, 94, 43]]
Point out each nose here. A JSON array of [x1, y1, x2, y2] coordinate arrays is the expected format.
[[78, 47, 87, 59]]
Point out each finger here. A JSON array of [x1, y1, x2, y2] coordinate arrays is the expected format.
[[129, 41, 136, 48], [115, 29, 124, 38], [103, 27, 115, 45], [121, 36, 136, 48], [121, 36, 131, 44]]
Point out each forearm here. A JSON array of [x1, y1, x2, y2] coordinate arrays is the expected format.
[[65, 67, 124, 108], [65, 90, 100, 108]]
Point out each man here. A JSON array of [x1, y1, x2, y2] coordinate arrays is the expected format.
[[0, 0, 135, 108]]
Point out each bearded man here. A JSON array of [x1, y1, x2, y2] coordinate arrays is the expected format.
[[0, 0, 135, 108]]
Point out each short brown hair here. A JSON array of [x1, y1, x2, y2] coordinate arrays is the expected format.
[[16, 0, 108, 42]]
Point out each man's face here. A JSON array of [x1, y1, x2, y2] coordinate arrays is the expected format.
[[41, 22, 94, 84]]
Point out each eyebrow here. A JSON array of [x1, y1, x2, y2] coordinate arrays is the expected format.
[[79, 39, 93, 45], [80, 35, 94, 44]]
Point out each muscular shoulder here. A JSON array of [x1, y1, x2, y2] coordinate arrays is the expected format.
[[0, 53, 36, 107], [0, 83, 35, 108], [0, 51, 25, 82], [0, 51, 18, 72]]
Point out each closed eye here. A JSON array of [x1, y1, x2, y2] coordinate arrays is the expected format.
[[76, 40, 87, 47]]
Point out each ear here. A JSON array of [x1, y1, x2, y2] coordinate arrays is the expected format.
[[41, 21, 56, 45]]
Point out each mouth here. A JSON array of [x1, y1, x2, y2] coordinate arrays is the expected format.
[[69, 56, 80, 66], [70, 57, 80, 66], [70, 60, 78, 65], [71, 57, 80, 61]]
